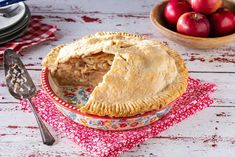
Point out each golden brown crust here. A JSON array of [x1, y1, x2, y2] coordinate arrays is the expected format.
[[42, 45, 64, 70], [42, 32, 188, 118], [80, 42, 188, 117]]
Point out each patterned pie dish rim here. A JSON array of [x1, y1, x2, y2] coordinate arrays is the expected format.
[[41, 67, 177, 130]]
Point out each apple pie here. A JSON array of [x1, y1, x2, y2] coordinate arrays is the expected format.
[[42, 32, 188, 117]]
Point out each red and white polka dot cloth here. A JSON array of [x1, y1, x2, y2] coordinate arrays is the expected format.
[[21, 78, 216, 157]]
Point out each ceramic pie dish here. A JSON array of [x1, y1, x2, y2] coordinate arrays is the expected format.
[[41, 68, 176, 130], [41, 32, 188, 130]]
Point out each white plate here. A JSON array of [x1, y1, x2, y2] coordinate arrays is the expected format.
[[0, 4, 30, 37], [0, 23, 28, 45], [0, 2, 26, 30]]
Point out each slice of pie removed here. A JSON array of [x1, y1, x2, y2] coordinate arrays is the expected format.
[[42, 32, 188, 117]]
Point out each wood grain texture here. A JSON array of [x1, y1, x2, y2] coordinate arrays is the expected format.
[[11, 14, 235, 71], [0, 0, 235, 156]]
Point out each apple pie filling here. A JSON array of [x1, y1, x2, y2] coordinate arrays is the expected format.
[[53, 52, 114, 87]]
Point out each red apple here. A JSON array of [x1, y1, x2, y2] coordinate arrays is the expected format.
[[164, 0, 192, 27], [191, 0, 223, 15], [210, 8, 235, 36], [177, 12, 210, 37]]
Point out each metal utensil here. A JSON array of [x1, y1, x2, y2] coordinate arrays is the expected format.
[[0, 3, 18, 12], [3, 49, 55, 146], [0, 0, 25, 8], [0, 4, 21, 18]]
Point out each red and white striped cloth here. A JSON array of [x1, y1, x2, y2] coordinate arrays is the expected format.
[[0, 16, 57, 60], [21, 78, 216, 157]]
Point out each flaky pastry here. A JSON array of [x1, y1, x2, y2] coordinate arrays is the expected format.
[[42, 32, 188, 117]]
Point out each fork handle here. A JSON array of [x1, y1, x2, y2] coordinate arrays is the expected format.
[[27, 98, 55, 145]]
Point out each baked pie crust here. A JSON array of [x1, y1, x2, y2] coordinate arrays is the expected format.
[[42, 32, 188, 117]]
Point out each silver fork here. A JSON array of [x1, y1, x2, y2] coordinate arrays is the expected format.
[[3, 49, 55, 146]]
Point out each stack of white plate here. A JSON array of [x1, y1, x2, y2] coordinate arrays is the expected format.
[[0, 2, 31, 45]]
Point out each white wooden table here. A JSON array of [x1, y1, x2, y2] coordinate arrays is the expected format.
[[0, 0, 235, 156]]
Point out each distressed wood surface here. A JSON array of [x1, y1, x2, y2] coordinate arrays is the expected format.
[[0, 0, 235, 156]]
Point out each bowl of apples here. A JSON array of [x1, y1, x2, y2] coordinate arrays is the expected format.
[[150, 0, 235, 49]]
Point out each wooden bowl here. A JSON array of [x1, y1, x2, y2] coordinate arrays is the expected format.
[[150, 0, 235, 49]]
